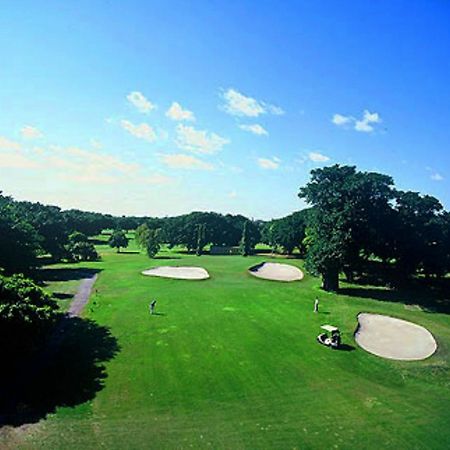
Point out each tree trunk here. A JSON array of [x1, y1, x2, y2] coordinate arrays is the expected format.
[[322, 268, 339, 292]]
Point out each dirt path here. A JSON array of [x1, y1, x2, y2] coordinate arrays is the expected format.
[[68, 273, 98, 317]]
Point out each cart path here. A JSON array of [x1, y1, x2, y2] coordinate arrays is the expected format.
[[68, 273, 98, 317]]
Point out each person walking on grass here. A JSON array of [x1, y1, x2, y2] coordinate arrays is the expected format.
[[314, 297, 319, 313], [150, 299, 157, 315]]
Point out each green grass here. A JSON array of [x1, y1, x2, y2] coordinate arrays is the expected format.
[[10, 242, 450, 449]]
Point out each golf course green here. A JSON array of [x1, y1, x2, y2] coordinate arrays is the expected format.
[[7, 238, 450, 450]]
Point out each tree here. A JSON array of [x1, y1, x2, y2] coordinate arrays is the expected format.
[[145, 228, 162, 258], [108, 229, 129, 253], [240, 220, 252, 256], [263, 210, 310, 255], [135, 224, 150, 248], [299, 165, 395, 291], [0, 273, 59, 353], [15, 201, 69, 261], [0, 194, 41, 274], [135, 224, 161, 258], [196, 224, 207, 256], [66, 232, 99, 261], [393, 191, 445, 279]]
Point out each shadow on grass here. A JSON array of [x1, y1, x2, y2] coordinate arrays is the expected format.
[[0, 317, 120, 427], [339, 278, 450, 314], [52, 292, 74, 300], [34, 267, 102, 283], [118, 250, 140, 254], [336, 344, 356, 352], [88, 238, 108, 246], [154, 255, 182, 260]]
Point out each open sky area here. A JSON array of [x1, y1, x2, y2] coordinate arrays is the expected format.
[[1, 1, 449, 219]]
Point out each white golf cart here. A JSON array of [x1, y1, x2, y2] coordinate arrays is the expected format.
[[317, 325, 341, 349]]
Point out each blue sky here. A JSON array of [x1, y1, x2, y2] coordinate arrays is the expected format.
[[0, 1, 449, 219]]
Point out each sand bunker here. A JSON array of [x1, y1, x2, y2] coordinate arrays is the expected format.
[[249, 262, 304, 282], [355, 313, 437, 361], [142, 266, 209, 280]]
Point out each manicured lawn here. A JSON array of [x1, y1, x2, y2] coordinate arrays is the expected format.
[[11, 242, 450, 449]]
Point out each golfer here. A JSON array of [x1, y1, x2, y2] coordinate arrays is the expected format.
[[150, 299, 157, 315], [314, 297, 319, 313]]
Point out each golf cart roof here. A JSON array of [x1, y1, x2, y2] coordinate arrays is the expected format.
[[321, 325, 339, 332]]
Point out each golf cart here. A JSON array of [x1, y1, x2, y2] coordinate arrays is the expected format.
[[317, 325, 341, 349]]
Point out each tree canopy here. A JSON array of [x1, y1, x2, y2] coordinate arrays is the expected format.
[[108, 229, 129, 253], [299, 165, 449, 290]]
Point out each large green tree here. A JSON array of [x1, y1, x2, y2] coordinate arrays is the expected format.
[[135, 224, 161, 258], [108, 229, 129, 253], [299, 165, 395, 290], [393, 191, 445, 278]]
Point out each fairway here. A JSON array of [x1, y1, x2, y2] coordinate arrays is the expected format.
[[8, 242, 450, 450]]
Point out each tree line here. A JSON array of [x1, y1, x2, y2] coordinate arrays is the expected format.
[[0, 192, 265, 273]]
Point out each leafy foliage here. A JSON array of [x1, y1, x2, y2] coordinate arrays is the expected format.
[[0, 194, 41, 274], [0, 273, 59, 353], [66, 232, 99, 262], [240, 220, 252, 256], [108, 229, 129, 253], [135, 224, 161, 258]]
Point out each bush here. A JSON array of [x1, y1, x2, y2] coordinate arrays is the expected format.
[[0, 273, 59, 353]]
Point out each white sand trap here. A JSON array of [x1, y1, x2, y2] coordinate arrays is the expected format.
[[355, 313, 437, 361], [249, 262, 304, 282], [142, 266, 209, 280]]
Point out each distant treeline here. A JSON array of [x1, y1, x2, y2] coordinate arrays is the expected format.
[[0, 193, 271, 273]]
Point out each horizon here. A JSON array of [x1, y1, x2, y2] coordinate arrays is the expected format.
[[1, 1, 449, 220]]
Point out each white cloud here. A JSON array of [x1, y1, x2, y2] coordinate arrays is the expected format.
[[20, 126, 43, 139], [332, 114, 352, 126], [0, 134, 173, 187], [175, 124, 229, 154], [0, 136, 22, 150], [166, 102, 195, 121], [308, 151, 330, 162], [63, 146, 140, 175], [0, 136, 36, 168], [332, 110, 382, 133], [257, 157, 279, 170], [160, 153, 214, 170], [0, 152, 41, 169], [120, 120, 157, 142], [238, 124, 268, 136], [431, 173, 444, 181], [126, 91, 156, 113], [222, 88, 284, 117], [354, 110, 381, 133], [228, 190, 237, 198]]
